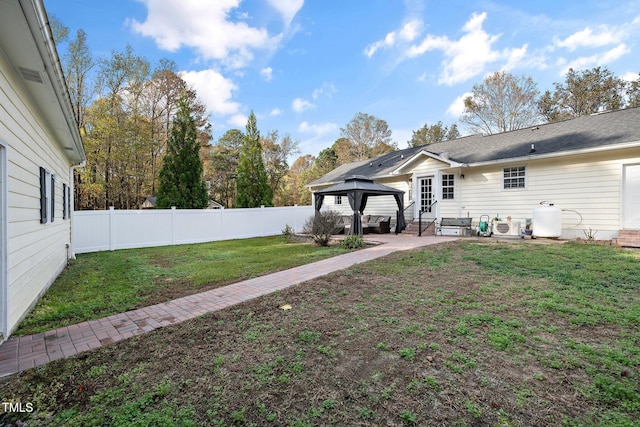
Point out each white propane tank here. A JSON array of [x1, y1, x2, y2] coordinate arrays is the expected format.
[[533, 202, 562, 238]]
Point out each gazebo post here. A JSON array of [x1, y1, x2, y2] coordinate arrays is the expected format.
[[312, 175, 405, 237]]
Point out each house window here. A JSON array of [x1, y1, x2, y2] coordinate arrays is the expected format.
[[63, 183, 68, 220], [503, 166, 526, 189], [39, 168, 57, 223], [335, 195, 342, 205], [442, 174, 455, 199]]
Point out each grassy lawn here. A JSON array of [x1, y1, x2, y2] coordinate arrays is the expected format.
[[1, 241, 639, 426], [14, 236, 349, 336]]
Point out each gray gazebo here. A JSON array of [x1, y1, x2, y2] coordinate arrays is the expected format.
[[313, 176, 406, 236]]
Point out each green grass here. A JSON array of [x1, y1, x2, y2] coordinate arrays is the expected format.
[[2, 241, 639, 426], [15, 236, 348, 336]]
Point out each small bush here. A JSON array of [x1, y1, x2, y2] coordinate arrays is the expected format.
[[282, 224, 295, 243], [303, 211, 343, 246], [341, 235, 365, 249]]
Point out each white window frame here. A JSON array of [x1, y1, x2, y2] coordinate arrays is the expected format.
[[334, 195, 342, 205], [441, 173, 455, 200], [503, 165, 527, 190], [40, 167, 54, 224]]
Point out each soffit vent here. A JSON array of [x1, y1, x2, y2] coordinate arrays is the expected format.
[[19, 67, 43, 84]]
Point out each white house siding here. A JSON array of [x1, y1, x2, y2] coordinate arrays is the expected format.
[[440, 148, 640, 240], [407, 156, 458, 220], [1, 54, 73, 336]]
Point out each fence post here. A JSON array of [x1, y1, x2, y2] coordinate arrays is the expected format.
[[109, 206, 115, 251], [171, 206, 176, 245]]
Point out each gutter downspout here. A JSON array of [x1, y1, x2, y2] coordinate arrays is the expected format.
[[69, 161, 85, 260]]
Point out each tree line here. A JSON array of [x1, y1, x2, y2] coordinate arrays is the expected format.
[[54, 18, 640, 209]]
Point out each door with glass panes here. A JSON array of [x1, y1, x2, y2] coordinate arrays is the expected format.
[[418, 176, 436, 218]]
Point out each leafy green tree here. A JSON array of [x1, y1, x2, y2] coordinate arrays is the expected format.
[[539, 67, 625, 122], [627, 73, 640, 108], [315, 147, 338, 173], [210, 129, 244, 208], [156, 93, 208, 209], [262, 130, 300, 205], [461, 71, 540, 135], [408, 121, 460, 147], [236, 111, 273, 207], [293, 148, 339, 205]]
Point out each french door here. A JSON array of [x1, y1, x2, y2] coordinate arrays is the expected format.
[[419, 176, 434, 213]]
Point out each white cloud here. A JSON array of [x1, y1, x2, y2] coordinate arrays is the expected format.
[[298, 121, 338, 135], [260, 66, 273, 81], [265, 0, 304, 27], [229, 113, 248, 127], [501, 44, 529, 72], [364, 19, 423, 57], [446, 92, 472, 118], [129, 0, 283, 69], [292, 97, 314, 112], [270, 108, 283, 116], [312, 82, 337, 99], [622, 71, 639, 82], [555, 25, 624, 51], [180, 69, 240, 116], [404, 12, 528, 86], [561, 43, 630, 74]]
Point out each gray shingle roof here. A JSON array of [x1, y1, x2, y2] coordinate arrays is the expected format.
[[310, 107, 640, 187], [314, 176, 404, 196]]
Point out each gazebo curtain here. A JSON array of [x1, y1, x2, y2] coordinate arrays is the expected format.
[[313, 177, 406, 236], [347, 192, 364, 235]]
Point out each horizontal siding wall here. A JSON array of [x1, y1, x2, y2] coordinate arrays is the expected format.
[[73, 205, 315, 253], [441, 149, 640, 239], [1, 54, 73, 336]]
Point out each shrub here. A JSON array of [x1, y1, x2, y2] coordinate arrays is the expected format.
[[282, 224, 295, 243], [341, 235, 365, 249], [303, 211, 343, 246]]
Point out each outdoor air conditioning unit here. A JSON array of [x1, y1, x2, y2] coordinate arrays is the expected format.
[[492, 220, 521, 237]]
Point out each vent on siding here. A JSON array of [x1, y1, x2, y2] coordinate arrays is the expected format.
[[19, 67, 44, 84]]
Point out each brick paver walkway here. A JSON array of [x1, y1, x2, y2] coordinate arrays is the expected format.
[[0, 235, 456, 377]]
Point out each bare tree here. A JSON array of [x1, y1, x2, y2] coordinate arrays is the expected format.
[[460, 71, 541, 135], [340, 113, 396, 161], [63, 29, 94, 129]]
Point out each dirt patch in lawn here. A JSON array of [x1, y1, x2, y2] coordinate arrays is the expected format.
[[1, 241, 638, 426]]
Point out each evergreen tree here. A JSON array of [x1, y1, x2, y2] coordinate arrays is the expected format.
[[236, 111, 273, 207], [156, 92, 208, 209]]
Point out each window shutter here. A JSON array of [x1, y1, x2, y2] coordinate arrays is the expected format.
[[39, 167, 47, 223], [51, 175, 55, 222], [63, 183, 68, 219]]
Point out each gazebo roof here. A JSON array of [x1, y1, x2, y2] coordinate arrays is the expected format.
[[313, 175, 403, 196]]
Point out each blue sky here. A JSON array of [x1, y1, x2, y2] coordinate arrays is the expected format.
[[45, 0, 640, 159]]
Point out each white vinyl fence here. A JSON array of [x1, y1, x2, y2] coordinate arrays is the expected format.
[[73, 205, 315, 254]]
